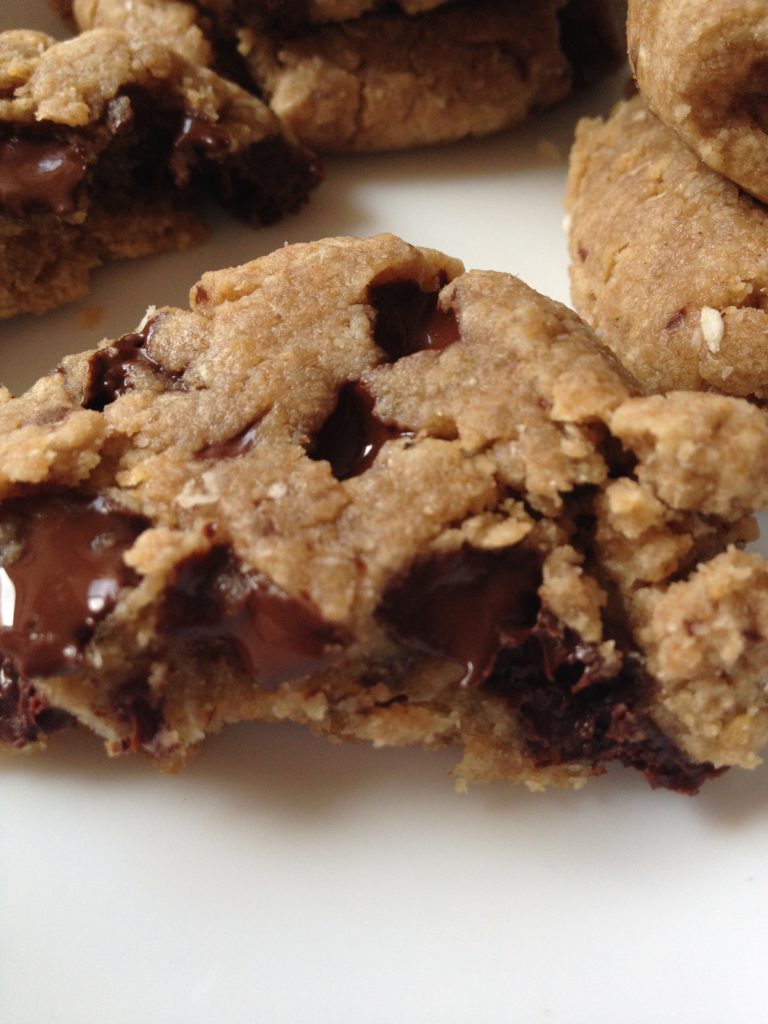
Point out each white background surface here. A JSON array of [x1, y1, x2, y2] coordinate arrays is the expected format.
[[2, 5, 767, 1023]]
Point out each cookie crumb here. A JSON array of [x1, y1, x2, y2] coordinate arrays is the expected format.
[[700, 306, 724, 353]]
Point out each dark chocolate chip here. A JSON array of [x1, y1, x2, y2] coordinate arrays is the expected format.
[[201, 134, 323, 225], [369, 280, 460, 361], [0, 495, 147, 678], [308, 381, 413, 480], [489, 613, 723, 794], [82, 318, 183, 410], [162, 547, 344, 689], [0, 660, 72, 748], [112, 677, 165, 751], [175, 113, 230, 154], [379, 545, 542, 687], [0, 134, 88, 217]]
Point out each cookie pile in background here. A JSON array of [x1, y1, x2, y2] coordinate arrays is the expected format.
[[55, 0, 625, 153], [0, 1, 625, 320], [566, 0, 768, 399]]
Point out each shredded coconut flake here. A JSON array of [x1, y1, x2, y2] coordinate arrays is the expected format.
[[700, 307, 724, 353], [175, 473, 220, 508]]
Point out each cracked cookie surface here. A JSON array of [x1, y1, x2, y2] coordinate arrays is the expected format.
[[3, 234, 768, 792]]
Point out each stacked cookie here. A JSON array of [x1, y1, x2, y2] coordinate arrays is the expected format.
[[566, 0, 768, 399], [58, 0, 623, 152]]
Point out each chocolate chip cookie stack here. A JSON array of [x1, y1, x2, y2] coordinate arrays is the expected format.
[[566, 0, 768, 399], [59, 0, 622, 153]]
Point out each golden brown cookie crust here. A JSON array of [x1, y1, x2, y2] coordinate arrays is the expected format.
[[566, 94, 768, 398], [627, 0, 768, 203], [3, 235, 768, 791]]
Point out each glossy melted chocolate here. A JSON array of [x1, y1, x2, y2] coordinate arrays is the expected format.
[[175, 113, 230, 154], [82, 319, 180, 410], [379, 547, 719, 793], [309, 381, 412, 480], [0, 135, 88, 217], [379, 546, 542, 687], [0, 496, 146, 678], [369, 281, 460, 361], [489, 614, 722, 794], [163, 547, 344, 689]]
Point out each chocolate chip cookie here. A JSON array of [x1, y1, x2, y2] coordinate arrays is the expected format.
[[628, 0, 768, 204], [64, 0, 623, 152], [566, 94, 768, 399], [3, 233, 768, 793], [0, 28, 321, 319]]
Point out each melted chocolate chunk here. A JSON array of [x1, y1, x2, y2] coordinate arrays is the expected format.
[[202, 134, 323, 225], [196, 419, 262, 460], [309, 381, 412, 480], [0, 135, 88, 217], [82, 319, 181, 410], [163, 548, 344, 689], [175, 113, 230, 154], [370, 281, 460, 361], [0, 496, 147, 678], [379, 546, 542, 687], [0, 660, 73, 748], [97, 87, 320, 225], [233, 0, 312, 30], [112, 678, 165, 752], [489, 613, 723, 794]]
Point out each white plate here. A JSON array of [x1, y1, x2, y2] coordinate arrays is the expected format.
[[2, 6, 767, 1024]]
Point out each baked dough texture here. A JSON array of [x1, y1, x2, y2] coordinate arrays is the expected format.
[[0, 28, 321, 319], [3, 234, 768, 793], [65, 0, 623, 152], [627, 0, 768, 203], [566, 94, 768, 399]]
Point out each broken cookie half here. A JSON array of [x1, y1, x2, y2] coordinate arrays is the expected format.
[[3, 234, 768, 793], [0, 28, 322, 319]]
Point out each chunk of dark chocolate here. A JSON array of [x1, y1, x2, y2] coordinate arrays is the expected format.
[[163, 548, 344, 689], [0, 134, 89, 217], [309, 381, 413, 480], [0, 496, 147, 678], [379, 545, 542, 687], [489, 615, 723, 794], [369, 280, 460, 361]]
